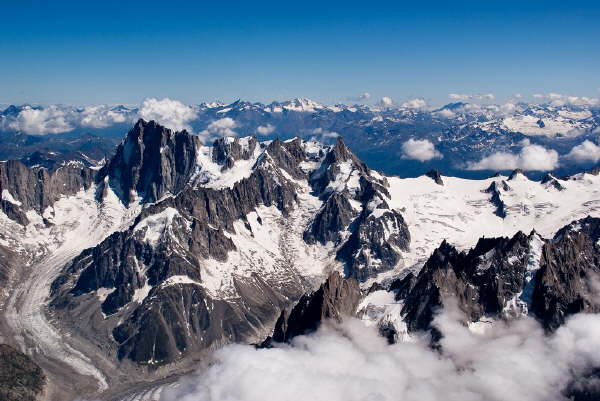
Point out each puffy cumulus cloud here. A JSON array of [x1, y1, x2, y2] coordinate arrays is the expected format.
[[434, 108, 456, 119], [310, 127, 339, 143], [7, 105, 74, 135], [531, 93, 600, 107], [199, 118, 238, 141], [378, 96, 394, 108], [467, 139, 559, 171], [448, 93, 495, 101], [401, 138, 442, 161], [79, 105, 132, 128], [159, 309, 600, 401], [256, 124, 276, 136], [1, 104, 137, 135], [401, 98, 428, 110], [139, 98, 198, 132], [565, 140, 600, 164]]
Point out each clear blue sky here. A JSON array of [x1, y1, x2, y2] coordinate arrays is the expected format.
[[1, 0, 599, 106]]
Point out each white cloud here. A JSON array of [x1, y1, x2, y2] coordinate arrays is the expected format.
[[378, 96, 394, 108], [565, 140, 600, 164], [8, 105, 74, 135], [467, 139, 559, 171], [160, 310, 600, 401], [199, 117, 238, 141], [401, 138, 442, 161], [79, 105, 131, 128], [434, 109, 456, 119], [256, 124, 276, 136], [310, 127, 339, 143], [448, 93, 495, 101], [531, 93, 600, 107], [1, 104, 139, 134], [139, 98, 197, 132], [401, 98, 428, 110]]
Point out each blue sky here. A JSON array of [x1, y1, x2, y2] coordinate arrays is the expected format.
[[1, 0, 599, 106]]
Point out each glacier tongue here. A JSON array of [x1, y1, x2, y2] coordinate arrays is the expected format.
[[1, 183, 141, 393]]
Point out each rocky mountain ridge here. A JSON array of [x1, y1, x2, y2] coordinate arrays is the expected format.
[[0, 119, 599, 400]]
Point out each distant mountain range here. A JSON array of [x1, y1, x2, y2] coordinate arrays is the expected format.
[[1, 99, 599, 179]]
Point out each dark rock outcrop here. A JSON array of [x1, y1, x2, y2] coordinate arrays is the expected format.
[[337, 208, 410, 281], [0, 344, 45, 401], [425, 169, 444, 186], [401, 231, 535, 332], [541, 173, 565, 191], [484, 181, 508, 218], [399, 217, 600, 334], [113, 274, 293, 364], [98, 119, 201, 205], [389, 272, 417, 301], [269, 272, 361, 343], [0, 160, 95, 225], [212, 136, 257, 170], [303, 192, 357, 245], [52, 152, 304, 315], [304, 137, 410, 281], [508, 168, 525, 180], [531, 217, 600, 330]]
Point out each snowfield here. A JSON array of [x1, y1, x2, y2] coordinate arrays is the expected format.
[[384, 171, 600, 279]]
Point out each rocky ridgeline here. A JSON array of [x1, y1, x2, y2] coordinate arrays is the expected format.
[[0, 160, 94, 225], [48, 119, 410, 365], [376, 216, 600, 339], [2, 118, 599, 388], [262, 272, 362, 345], [98, 119, 202, 205]]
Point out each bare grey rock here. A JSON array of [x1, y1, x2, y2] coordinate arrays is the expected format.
[[269, 272, 362, 343]]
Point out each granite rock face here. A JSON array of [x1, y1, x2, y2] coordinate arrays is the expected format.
[[305, 137, 411, 280], [399, 217, 600, 334], [425, 169, 444, 186], [211, 136, 258, 169], [0, 160, 95, 225], [0, 344, 46, 401], [484, 180, 509, 218], [98, 119, 201, 205], [50, 127, 410, 366], [269, 272, 362, 343], [401, 231, 538, 332], [531, 216, 600, 330]]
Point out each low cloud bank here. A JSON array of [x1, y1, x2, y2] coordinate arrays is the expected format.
[[7, 105, 73, 134], [159, 309, 600, 401], [467, 139, 559, 171], [256, 124, 275, 135], [532, 93, 599, 107], [566, 140, 600, 164], [140, 98, 197, 132], [401, 138, 442, 162]]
